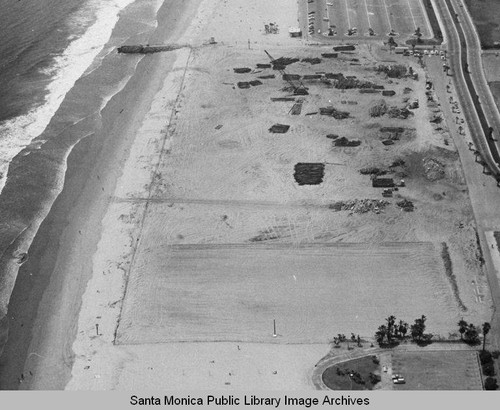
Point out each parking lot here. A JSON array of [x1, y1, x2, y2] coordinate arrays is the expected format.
[[306, 0, 432, 40]]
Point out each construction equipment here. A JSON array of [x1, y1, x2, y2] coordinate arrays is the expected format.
[[264, 50, 308, 95]]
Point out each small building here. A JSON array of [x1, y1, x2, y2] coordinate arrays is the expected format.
[[395, 46, 409, 54], [289, 27, 302, 37]]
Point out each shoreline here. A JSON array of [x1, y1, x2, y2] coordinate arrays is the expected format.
[[0, 0, 202, 390]]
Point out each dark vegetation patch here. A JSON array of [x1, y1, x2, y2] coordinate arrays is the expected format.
[[322, 356, 380, 390]]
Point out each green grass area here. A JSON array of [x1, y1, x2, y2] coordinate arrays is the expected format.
[[322, 355, 380, 390], [464, 0, 500, 48], [391, 350, 483, 390]]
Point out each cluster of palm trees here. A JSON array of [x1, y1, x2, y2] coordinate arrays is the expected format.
[[375, 315, 432, 346], [458, 319, 491, 350]]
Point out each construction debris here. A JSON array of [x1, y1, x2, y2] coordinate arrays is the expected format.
[[396, 199, 414, 212], [290, 101, 303, 115], [380, 127, 405, 133], [256, 63, 272, 69], [319, 107, 350, 119], [333, 45, 356, 51], [334, 137, 361, 147], [359, 167, 387, 175], [249, 80, 263, 86], [237, 82, 250, 89], [329, 199, 389, 214], [321, 53, 338, 58], [423, 158, 445, 181], [269, 124, 290, 133], [369, 100, 388, 117], [271, 57, 299, 68], [234, 67, 252, 73], [283, 74, 301, 81], [382, 90, 396, 96], [302, 57, 322, 65], [372, 177, 395, 188], [271, 97, 295, 102], [258, 74, 275, 79], [117, 44, 182, 54], [387, 106, 413, 119], [326, 134, 340, 140], [302, 74, 322, 80], [294, 163, 325, 185]]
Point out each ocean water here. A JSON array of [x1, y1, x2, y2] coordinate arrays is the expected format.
[[0, 0, 166, 363], [0, 0, 162, 193]]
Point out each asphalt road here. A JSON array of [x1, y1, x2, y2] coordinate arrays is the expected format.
[[433, 0, 500, 177]]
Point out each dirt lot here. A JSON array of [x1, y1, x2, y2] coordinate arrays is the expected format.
[[116, 242, 459, 344], [391, 350, 483, 390], [114, 42, 491, 346]]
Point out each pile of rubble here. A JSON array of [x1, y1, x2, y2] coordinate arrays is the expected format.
[[329, 199, 390, 214], [319, 106, 350, 119], [359, 167, 387, 176], [387, 106, 413, 119], [334, 137, 361, 147], [369, 100, 388, 117], [396, 199, 414, 212], [423, 157, 445, 181]]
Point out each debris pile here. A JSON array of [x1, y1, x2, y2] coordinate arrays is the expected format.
[[334, 137, 361, 147], [359, 167, 387, 175], [376, 64, 408, 78], [423, 158, 445, 181], [369, 100, 388, 117], [321, 53, 339, 58], [258, 74, 275, 79], [380, 127, 405, 133], [382, 90, 396, 96], [290, 101, 303, 115], [294, 163, 325, 185], [271, 57, 299, 70], [326, 134, 340, 140], [302, 57, 322, 65], [329, 199, 389, 214], [269, 124, 290, 133], [320, 107, 350, 119], [387, 106, 413, 119], [396, 199, 415, 212], [234, 67, 252, 73]]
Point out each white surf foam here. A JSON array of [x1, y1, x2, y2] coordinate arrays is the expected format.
[[0, 0, 139, 193]]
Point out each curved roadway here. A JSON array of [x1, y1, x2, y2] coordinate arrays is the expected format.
[[434, 0, 500, 178]]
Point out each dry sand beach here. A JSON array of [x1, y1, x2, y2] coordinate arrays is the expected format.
[[0, 0, 496, 391]]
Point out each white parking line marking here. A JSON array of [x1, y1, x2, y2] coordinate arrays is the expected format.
[[406, 0, 417, 30]]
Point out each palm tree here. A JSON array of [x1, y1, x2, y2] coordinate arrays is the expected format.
[[482, 322, 491, 351], [458, 318, 468, 341], [375, 325, 388, 345]]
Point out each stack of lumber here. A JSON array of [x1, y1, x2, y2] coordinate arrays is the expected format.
[[234, 67, 252, 73], [294, 163, 325, 185], [319, 107, 350, 119], [269, 124, 290, 133]]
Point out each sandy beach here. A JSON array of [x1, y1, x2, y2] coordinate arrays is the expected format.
[[0, 0, 495, 391]]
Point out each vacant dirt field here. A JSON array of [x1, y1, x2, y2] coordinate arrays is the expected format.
[[116, 242, 460, 344], [391, 350, 483, 390]]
